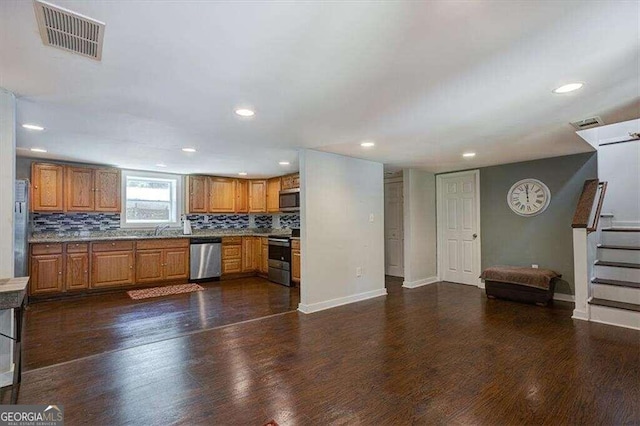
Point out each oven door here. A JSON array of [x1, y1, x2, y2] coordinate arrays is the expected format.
[[268, 238, 291, 264], [279, 189, 300, 212]]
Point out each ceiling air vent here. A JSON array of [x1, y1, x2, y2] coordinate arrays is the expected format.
[[570, 116, 604, 131], [33, 0, 105, 60]]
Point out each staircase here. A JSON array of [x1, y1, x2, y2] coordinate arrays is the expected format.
[[588, 224, 640, 329]]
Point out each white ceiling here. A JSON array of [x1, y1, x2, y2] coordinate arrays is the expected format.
[[1, 0, 638, 176]]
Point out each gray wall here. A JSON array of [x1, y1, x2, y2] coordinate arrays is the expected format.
[[480, 152, 597, 295]]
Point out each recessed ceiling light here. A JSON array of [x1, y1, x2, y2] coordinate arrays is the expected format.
[[553, 83, 584, 94], [30, 148, 47, 153], [279, 161, 290, 166], [182, 147, 196, 153], [155, 163, 167, 167], [238, 172, 248, 176], [462, 152, 476, 158], [235, 108, 255, 117], [360, 141, 375, 148], [22, 124, 45, 131]]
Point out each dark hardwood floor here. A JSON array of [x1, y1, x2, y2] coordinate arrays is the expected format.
[[22, 277, 300, 370], [5, 277, 639, 425]]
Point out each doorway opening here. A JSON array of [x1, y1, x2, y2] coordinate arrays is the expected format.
[[384, 171, 404, 278]]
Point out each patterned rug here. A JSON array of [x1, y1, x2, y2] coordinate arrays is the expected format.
[[264, 421, 279, 426], [127, 284, 204, 300]]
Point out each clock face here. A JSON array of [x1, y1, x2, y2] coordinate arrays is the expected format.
[[507, 179, 551, 217]]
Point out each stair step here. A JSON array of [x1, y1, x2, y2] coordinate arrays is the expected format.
[[597, 244, 640, 251], [602, 228, 640, 232], [594, 260, 640, 269], [592, 278, 640, 289], [589, 298, 640, 313]]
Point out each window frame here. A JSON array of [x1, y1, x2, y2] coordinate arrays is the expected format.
[[120, 170, 184, 229]]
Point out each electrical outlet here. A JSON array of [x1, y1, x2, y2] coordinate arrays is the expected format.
[[532, 264, 539, 269], [356, 267, 362, 277]]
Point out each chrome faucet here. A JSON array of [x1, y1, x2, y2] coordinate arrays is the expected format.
[[154, 224, 171, 236]]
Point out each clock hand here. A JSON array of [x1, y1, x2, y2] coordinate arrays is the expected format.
[[525, 185, 529, 202]]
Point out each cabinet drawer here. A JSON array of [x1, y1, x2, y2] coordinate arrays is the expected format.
[[291, 239, 300, 250], [31, 243, 63, 255], [222, 258, 242, 274], [136, 239, 189, 250], [66, 242, 89, 253], [222, 236, 242, 245], [222, 245, 242, 260], [92, 241, 134, 252]]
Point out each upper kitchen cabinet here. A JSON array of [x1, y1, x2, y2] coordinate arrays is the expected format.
[[208, 177, 236, 213], [64, 165, 120, 213], [266, 177, 281, 213], [31, 163, 64, 212], [281, 173, 300, 191], [186, 175, 208, 213], [235, 179, 249, 213], [249, 180, 267, 213], [94, 168, 121, 212], [65, 166, 94, 211]]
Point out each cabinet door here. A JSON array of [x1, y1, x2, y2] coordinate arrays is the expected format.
[[209, 177, 236, 213], [31, 163, 64, 212], [164, 247, 189, 280], [292, 249, 301, 283], [291, 174, 300, 189], [252, 237, 262, 271], [65, 166, 95, 211], [92, 251, 134, 287], [248, 180, 267, 213], [135, 250, 164, 283], [66, 252, 89, 290], [235, 179, 249, 213], [188, 176, 208, 213], [281, 175, 293, 191], [30, 254, 64, 294], [95, 168, 121, 212], [242, 237, 254, 272], [222, 259, 242, 274], [266, 178, 281, 213], [261, 244, 268, 274]]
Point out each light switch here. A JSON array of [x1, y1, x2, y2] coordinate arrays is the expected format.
[[369, 213, 374, 223]]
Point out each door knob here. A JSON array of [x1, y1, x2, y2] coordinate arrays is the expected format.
[[473, 234, 478, 239]]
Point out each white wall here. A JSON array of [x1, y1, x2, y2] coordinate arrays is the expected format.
[[0, 88, 16, 385], [299, 150, 386, 313], [402, 169, 437, 288], [598, 141, 640, 226]]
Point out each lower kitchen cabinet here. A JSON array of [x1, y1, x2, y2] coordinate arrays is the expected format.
[[65, 252, 89, 290], [135, 240, 190, 284], [260, 238, 268, 274], [292, 239, 301, 283], [30, 254, 64, 294], [92, 251, 135, 288], [135, 250, 164, 283], [222, 237, 243, 274], [242, 237, 254, 272]]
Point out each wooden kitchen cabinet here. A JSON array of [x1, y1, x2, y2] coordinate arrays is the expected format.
[[94, 168, 121, 212], [31, 163, 64, 212], [209, 177, 236, 213], [248, 180, 267, 213], [292, 239, 301, 283], [222, 237, 242, 274], [260, 238, 269, 274], [252, 237, 262, 271], [91, 250, 134, 288], [66, 166, 95, 211], [30, 253, 64, 294], [235, 179, 249, 213], [242, 237, 254, 272], [136, 239, 190, 283], [65, 252, 90, 290], [281, 173, 300, 191], [187, 176, 208, 213], [266, 177, 281, 213]]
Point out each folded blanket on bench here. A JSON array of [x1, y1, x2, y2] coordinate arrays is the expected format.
[[481, 266, 561, 290]]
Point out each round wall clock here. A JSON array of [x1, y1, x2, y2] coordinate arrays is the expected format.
[[507, 178, 551, 217]]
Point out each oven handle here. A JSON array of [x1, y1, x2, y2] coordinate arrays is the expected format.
[[269, 239, 290, 247]]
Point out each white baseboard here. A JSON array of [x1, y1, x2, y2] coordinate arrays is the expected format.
[[298, 288, 387, 314], [554, 293, 575, 303], [402, 276, 439, 289], [572, 309, 589, 321]]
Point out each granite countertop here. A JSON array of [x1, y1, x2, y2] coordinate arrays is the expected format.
[[0, 277, 29, 309], [29, 228, 292, 243]]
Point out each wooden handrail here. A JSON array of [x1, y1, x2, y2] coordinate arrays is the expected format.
[[571, 179, 607, 232]]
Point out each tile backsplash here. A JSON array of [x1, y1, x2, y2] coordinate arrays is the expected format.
[[185, 214, 249, 230], [254, 215, 273, 229], [280, 214, 300, 229], [31, 213, 121, 233]]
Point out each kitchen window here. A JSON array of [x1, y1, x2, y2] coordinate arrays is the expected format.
[[120, 170, 183, 228]]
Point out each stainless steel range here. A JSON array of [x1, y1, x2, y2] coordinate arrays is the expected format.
[[268, 236, 292, 287]]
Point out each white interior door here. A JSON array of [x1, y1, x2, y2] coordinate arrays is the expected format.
[[384, 181, 404, 277], [439, 172, 480, 286]]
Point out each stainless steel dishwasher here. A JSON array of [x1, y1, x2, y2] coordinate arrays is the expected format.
[[190, 237, 222, 281]]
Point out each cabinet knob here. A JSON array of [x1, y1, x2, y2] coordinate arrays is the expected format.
[[111, 243, 116, 246], [58, 271, 62, 275], [45, 245, 50, 248], [129, 265, 133, 269]]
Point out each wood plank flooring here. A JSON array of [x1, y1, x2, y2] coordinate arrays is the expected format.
[[5, 277, 639, 425], [22, 277, 300, 370]]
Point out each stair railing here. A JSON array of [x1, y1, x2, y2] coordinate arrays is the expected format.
[[572, 180, 608, 233]]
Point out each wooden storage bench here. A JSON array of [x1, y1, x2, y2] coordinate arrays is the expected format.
[[481, 266, 561, 306]]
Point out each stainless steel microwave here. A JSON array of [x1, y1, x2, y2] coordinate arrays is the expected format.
[[279, 188, 300, 212]]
